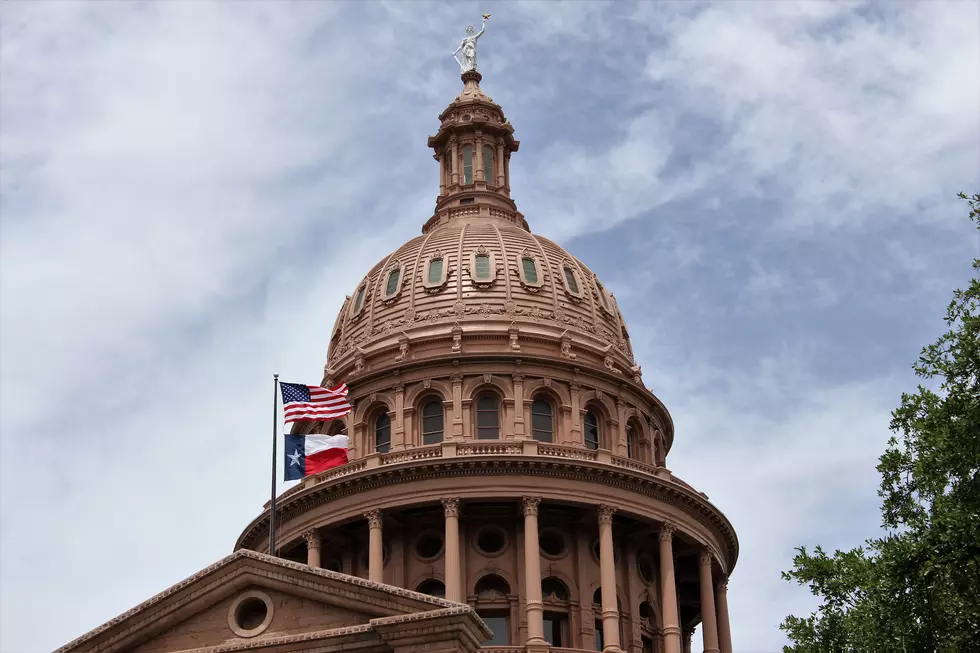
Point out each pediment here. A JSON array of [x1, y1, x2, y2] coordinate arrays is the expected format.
[[57, 550, 490, 653]]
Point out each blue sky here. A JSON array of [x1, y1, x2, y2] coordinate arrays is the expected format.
[[1, 2, 978, 652]]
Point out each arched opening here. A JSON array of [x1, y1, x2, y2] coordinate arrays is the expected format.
[[415, 578, 445, 598], [374, 413, 391, 454], [462, 145, 474, 184], [482, 144, 495, 184], [475, 394, 500, 440], [531, 397, 554, 443], [421, 399, 444, 445], [626, 420, 640, 460], [542, 577, 570, 647], [326, 419, 346, 436], [639, 602, 656, 653], [584, 410, 600, 450], [474, 574, 511, 646]]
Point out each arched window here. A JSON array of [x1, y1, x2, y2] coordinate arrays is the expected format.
[[375, 413, 391, 454], [531, 398, 554, 443], [384, 267, 400, 297], [476, 394, 500, 440], [542, 577, 570, 647], [462, 145, 474, 184], [421, 400, 444, 445], [416, 579, 445, 598], [584, 410, 600, 450], [626, 423, 638, 460], [483, 145, 495, 183], [474, 574, 511, 646]]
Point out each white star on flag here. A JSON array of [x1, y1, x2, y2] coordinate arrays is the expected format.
[[287, 449, 302, 467]]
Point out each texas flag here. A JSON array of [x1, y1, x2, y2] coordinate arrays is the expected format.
[[284, 433, 349, 480]]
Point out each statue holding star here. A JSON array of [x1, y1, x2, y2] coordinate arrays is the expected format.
[[453, 13, 490, 73]]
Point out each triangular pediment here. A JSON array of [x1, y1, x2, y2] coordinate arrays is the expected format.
[[56, 550, 490, 653]]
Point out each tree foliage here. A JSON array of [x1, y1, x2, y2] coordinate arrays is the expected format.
[[780, 193, 980, 652]]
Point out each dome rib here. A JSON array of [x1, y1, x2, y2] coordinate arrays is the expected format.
[[490, 223, 511, 302], [529, 233, 561, 316]]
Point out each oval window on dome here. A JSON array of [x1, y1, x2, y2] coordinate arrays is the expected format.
[[384, 267, 401, 298], [563, 267, 579, 294], [428, 258, 443, 284], [522, 257, 538, 284], [351, 284, 366, 316]]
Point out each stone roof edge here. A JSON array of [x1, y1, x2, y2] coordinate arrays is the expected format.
[[53, 549, 465, 653]]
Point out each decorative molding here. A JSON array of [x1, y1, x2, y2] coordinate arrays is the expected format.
[[302, 529, 321, 549], [451, 322, 463, 353], [522, 496, 541, 517], [442, 498, 461, 518], [659, 522, 677, 542], [364, 509, 383, 529], [508, 322, 521, 352]]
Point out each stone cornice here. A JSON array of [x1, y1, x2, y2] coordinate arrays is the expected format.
[[54, 549, 479, 653], [237, 457, 738, 573]]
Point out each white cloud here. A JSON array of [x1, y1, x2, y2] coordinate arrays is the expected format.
[[0, 2, 976, 652]]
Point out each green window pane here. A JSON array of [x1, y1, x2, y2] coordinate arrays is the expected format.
[[522, 257, 538, 284], [428, 258, 443, 284], [475, 254, 490, 279], [385, 269, 400, 296], [462, 146, 473, 185], [353, 286, 365, 313], [563, 267, 579, 294]]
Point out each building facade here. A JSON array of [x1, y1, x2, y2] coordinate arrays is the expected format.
[[57, 69, 736, 653]]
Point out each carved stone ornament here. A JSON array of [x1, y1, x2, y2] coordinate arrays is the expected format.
[[597, 504, 616, 525], [559, 330, 577, 360], [394, 332, 410, 363], [509, 322, 521, 352], [323, 367, 337, 389], [442, 498, 461, 518], [303, 529, 321, 549], [522, 496, 541, 516], [604, 355, 622, 375], [451, 322, 463, 353], [543, 377, 552, 388], [370, 392, 378, 404], [364, 509, 383, 529], [659, 522, 677, 541], [354, 354, 366, 374], [483, 373, 492, 384], [630, 364, 642, 384], [423, 378, 432, 389]]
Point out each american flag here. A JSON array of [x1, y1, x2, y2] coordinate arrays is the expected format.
[[280, 382, 351, 424]]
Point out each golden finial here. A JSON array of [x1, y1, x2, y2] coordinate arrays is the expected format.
[[482, 13, 491, 20]]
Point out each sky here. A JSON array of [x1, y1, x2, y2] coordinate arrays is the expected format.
[[1, 1, 978, 652]]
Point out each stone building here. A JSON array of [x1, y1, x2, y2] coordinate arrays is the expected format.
[[56, 69, 737, 653]]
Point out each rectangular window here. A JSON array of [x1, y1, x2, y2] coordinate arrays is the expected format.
[[564, 267, 579, 294], [462, 146, 474, 184], [522, 257, 538, 284], [479, 614, 509, 646], [642, 636, 654, 653], [476, 396, 500, 440], [594, 619, 604, 652], [475, 254, 491, 279], [483, 145, 495, 183], [543, 613, 567, 647], [428, 258, 443, 284], [421, 402, 444, 445]]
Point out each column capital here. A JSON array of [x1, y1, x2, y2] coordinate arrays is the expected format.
[[393, 383, 405, 394], [659, 522, 678, 541], [700, 547, 718, 566], [522, 496, 541, 516], [597, 504, 616, 525], [364, 509, 383, 529], [512, 372, 526, 383], [442, 497, 461, 518], [303, 529, 321, 549]]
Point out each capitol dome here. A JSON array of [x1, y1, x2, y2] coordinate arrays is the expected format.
[[236, 69, 737, 653]]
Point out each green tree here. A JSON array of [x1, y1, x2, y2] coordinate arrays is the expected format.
[[780, 193, 980, 652]]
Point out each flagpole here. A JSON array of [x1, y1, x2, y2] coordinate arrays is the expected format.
[[270, 373, 279, 556]]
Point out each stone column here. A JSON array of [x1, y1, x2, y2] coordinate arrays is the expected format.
[[393, 383, 406, 450], [659, 524, 681, 653], [443, 498, 462, 602], [522, 496, 548, 646], [513, 373, 526, 438], [303, 529, 321, 568], [475, 134, 485, 183], [439, 153, 447, 195], [450, 141, 459, 186], [496, 143, 506, 187], [568, 383, 582, 447], [682, 629, 693, 653], [598, 505, 622, 653], [365, 509, 383, 583], [451, 373, 463, 438], [716, 578, 732, 653], [699, 551, 720, 653]]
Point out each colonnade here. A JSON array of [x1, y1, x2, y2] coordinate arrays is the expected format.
[[301, 500, 732, 653]]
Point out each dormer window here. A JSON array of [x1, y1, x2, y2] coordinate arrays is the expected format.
[[476, 254, 491, 278], [382, 263, 403, 301], [560, 261, 584, 300], [469, 246, 497, 288], [595, 278, 612, 312], [482, 145, 495, 184], [462, 145, 474, 184], [350, 283, 367, 317], [522, 257, 538, 284], [517, 250, 545, 291], [423, 252, 449, 292]]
